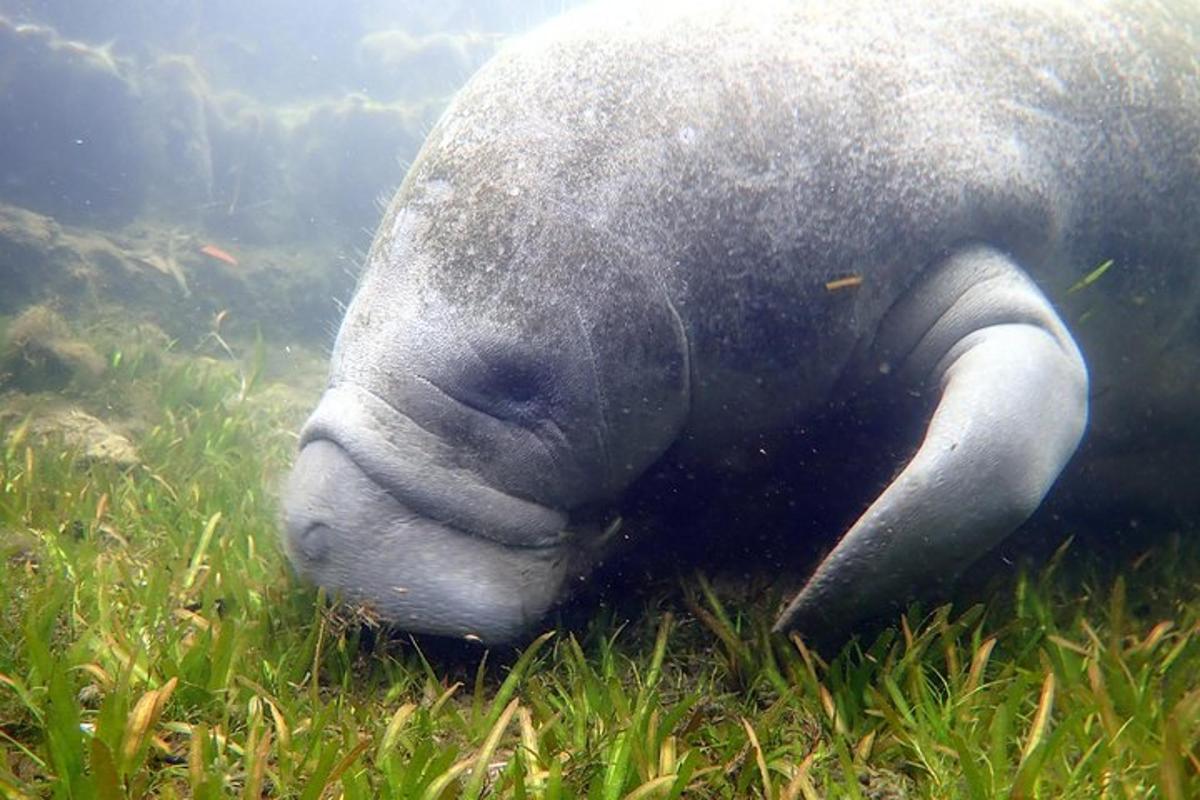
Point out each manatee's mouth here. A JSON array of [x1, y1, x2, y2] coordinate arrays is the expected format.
[[298, 383, 570, 549], [284, 437, 574, 642]]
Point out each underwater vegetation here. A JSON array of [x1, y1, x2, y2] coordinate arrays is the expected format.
[[0, 322, 1198, 798]]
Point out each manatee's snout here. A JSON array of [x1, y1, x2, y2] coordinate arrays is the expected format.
[[282, 389, 576, 643]]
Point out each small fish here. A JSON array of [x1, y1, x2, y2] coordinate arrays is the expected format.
[[199, 243, 239, 266], [825, 274, 864, 291]]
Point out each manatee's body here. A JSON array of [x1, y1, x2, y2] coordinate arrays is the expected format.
[[283, 0, 1200, 642]]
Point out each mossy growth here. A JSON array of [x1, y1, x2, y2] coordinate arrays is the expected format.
[[0, 305, 106, 393]]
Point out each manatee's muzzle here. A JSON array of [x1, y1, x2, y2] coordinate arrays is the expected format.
[[300, 384, 570, 546], [282, 384, 575, 642]]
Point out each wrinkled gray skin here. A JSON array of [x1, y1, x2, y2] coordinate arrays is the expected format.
[[284, 0, 1200, 643]]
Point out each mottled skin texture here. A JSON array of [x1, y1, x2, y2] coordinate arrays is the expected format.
[[284, 0, 1200, 642]]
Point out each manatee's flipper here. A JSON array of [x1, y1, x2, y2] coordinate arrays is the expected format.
[[774, 245, 1088, 635]]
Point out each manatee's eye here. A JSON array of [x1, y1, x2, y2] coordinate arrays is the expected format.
[[454, 344, 561, 423], [482, 361, 544, 404]]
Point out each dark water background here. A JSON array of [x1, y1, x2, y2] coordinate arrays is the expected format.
[[0, 0, 582, 339]]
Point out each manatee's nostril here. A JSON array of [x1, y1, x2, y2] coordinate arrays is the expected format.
[[293, 521, 331, 563], [284, 439, 358, 566]]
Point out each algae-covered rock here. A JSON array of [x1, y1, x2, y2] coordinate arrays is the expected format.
[[1, 305, 106, 391], [0, 396, 140, 469], [0, 202, 352, 344], [0, 205, 96, 312], [0, 526, 41, 565], [28, 408, 140, 468]]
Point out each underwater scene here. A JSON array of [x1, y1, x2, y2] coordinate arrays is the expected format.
[[1, 0, 1199, 796]]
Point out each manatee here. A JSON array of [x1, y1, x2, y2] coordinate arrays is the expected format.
[[282, 0, 1200, 643]]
